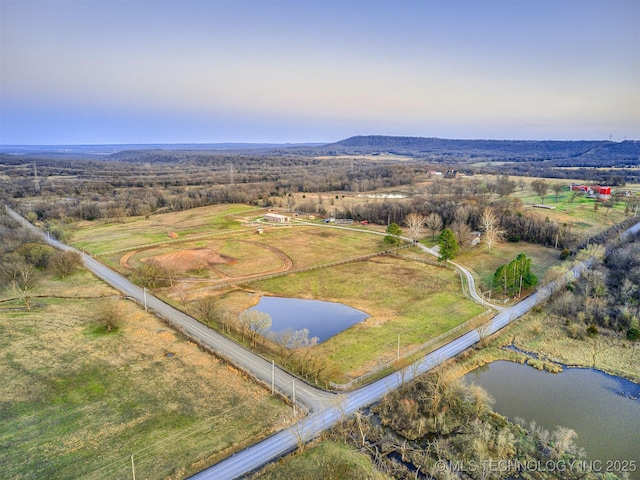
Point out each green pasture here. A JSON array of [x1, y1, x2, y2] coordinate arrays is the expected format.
[[456, 241, 563, 293], [250, 255, 486, 383]]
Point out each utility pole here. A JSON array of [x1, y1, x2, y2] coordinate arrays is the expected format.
[[143, 287, 148, 312], [397, 334, 400, 359], [33, 162, 41, 194], [271, 360, 275, 395], [292, 380, 296, 416], [228, 163, 235, 185], [131, 454, 136, 480]]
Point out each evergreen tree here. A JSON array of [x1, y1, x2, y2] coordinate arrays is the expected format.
[[493, 253, 537, 297], [384, 223, 402, 246], [438, 228, 459, 264]]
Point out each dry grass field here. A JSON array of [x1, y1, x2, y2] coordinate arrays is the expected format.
[[70, 204, 257, 254], [0, 270, 289, 480]]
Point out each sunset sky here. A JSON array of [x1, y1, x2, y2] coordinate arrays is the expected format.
[[1, 0, 638, 145]]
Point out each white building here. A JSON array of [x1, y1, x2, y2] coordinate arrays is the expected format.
[[264, 213, 291, 223]]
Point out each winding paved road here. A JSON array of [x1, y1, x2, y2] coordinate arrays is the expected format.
[[6, 205, 639, 480]]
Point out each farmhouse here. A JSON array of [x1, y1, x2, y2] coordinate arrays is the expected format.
[[264, 213, 291, 223]]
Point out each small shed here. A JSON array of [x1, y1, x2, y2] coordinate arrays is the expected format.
[[264, 213, 291, 223]]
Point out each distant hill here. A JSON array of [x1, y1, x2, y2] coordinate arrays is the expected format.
[[317, 135, 640, 165], [2, 136, 638, 167]]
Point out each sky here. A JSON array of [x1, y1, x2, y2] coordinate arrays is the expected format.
[[1, 0, 639, 145]]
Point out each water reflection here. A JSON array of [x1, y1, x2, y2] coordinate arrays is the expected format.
[[248, 296, 369, 343], [464, 361, 640, 467]]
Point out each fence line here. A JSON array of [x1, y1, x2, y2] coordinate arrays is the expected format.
[[329, 308, 492, 391], [96, 209, 307, 257], [194, 244, 415, 293], [394, 253, 493, 308]]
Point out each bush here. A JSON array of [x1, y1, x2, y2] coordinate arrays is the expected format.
[[94, 300, 122, 334], [626, 327, 640, 341], [586, 324, 599, 337], [49, 251, 81, 278], [560, 248, 571, 260]]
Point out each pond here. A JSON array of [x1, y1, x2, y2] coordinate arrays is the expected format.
[[463, 361, 640, 471], [248, 296, 369, 343]]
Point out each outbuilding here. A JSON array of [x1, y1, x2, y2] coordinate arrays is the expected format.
[[264, 213, 291, 223]]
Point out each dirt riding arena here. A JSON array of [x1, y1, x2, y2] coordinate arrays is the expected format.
[[120, 240, 293, 286]]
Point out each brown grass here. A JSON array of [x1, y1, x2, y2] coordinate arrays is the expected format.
[[0, 269, 289, 479]]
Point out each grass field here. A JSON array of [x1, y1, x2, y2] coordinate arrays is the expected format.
[[508, 177, 639, 236], [0, 270, 289, 480], [243, 255, 487, 383], [456, 240, 563, 294], [70, 204, 256, 254]]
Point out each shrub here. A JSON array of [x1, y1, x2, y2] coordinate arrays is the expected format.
[[560, 248, 571, 260], [586, 324, 599, 337], [626, 327, 640, 341]]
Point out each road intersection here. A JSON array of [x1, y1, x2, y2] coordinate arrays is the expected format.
[[7, 205, 639, 479]]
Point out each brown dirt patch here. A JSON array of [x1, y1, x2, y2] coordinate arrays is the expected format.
[[141, 248, 236, 273]]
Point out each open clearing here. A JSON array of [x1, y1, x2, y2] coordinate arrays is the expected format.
[[216, 255, 487, 384], [70, 204, 257, 254], [68, 205, 492, 385], [0, 270, 289, 480], [456, 240, 563, 295]]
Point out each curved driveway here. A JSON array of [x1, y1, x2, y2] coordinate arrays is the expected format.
[[6, 205, 639, 479]]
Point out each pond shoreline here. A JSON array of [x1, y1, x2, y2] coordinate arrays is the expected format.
[[449, 309, 640, 386], [462, 360, 640, 470]]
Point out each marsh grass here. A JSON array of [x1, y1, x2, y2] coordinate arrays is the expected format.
[[449, 309, 640, 384]]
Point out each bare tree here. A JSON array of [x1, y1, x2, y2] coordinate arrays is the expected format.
[[288, 421, 312, 452], [138, 260, 167, 288], [10, 263, 36, 311], [450, 220, 472, 248], [424, 212, 443, 240], [0, 253, 28, 284], [479, 207, 505, 252], [164, 264, 178, 287], [404, 212, 426, 241], [531, 179, 549, 204], [195, 296, 217, 323], [49, 250, 81, 278], [238, 309, 272, 347], [96, 299, 123, 332], [454, 205, 472, 224], [551, 183, 564, 202]]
